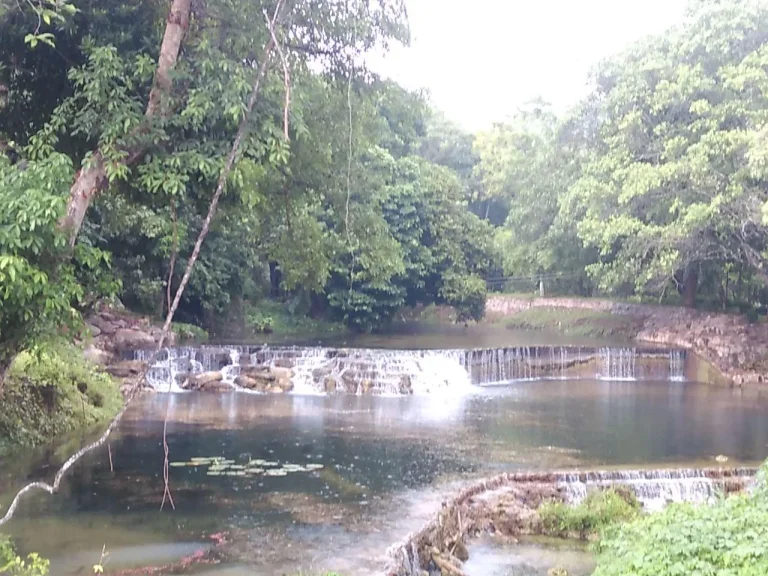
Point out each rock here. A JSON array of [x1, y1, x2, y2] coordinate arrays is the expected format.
[[198, 381, 234, 393], [398, 374, 413, 395], [90, 315, 118, 335], [271, 366, 293, 380], [269, 386, 285, 394], [274, 358, 295, 369], [242, 365, 275, 381], [83, 345, 111, 366], [193, 371, 224, 385], [324, 377, 337, 394], [235, 375, 265, 391], [182, 371, 227, 391], [86, 323, 102, 337], [113, 328, 155, 351], [453, 540, 469, 562], [106, 360, 147, 378], [361, 380, 373, 394]]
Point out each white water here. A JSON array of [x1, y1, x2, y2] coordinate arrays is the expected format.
[[134, 345, 687, 394], [558, 467, 757, 512]]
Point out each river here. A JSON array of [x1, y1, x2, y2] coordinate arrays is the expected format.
[[2, 329, 768, 575]]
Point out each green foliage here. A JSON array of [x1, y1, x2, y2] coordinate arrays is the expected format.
[[0, 341, 123, 454], [0, 535, 49, 576], [593, 464, 768, 576], [171, 322, 208, 342], [539, 488, 641, 538], [246, 308, 274, 334], [0, 152, 117, 374]]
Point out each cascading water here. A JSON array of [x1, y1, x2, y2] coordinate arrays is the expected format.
[[134, 345, 688, 394], [557, 467, 756, 511]]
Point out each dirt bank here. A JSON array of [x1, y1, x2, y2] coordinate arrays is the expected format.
[[486, 295, 768, 387]]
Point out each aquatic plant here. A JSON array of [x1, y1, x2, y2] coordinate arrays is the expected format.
[[539, 487, 640, 538], [169, 455, 324, 478]]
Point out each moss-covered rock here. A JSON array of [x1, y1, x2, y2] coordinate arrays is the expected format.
[[0, 342, 123, 456]]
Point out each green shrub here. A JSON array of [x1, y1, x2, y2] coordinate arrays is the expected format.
[[246, 309, 275, 334], [0, 342, 123, 455], [171, 322, 209, 342], [592, 463, 768, 575], [539, 487, 640, 538], [0, 535, 49, 576]]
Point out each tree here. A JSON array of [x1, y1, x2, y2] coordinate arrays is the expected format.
[[564, 0, 768, 304]]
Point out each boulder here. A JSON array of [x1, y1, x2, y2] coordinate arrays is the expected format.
[[90, 315, 118, 336], [271, 366, 293, 381], [183, 371, 227, 391], [83, 345, 112, 366], [235, 375, 267, 391], [106, 360, 147, 378], [324, 377, 337, 394], [113, 328, 155, 351], [269, 386, 285, 394], [197, 381, 234, 393], [86, 323, 102, 338]]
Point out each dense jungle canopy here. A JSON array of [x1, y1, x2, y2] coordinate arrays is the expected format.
[[4, 0, 768, 378]]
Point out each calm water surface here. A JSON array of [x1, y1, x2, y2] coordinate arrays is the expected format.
[[4, 379, 768, 575]]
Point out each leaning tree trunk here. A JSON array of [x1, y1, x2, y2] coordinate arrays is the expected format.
[[682, 268, 698, 308], [59, 0, 192, 246]]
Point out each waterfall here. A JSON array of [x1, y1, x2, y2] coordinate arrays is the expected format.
[[134, 345, 688, 394], [556, 467, 757, 511]]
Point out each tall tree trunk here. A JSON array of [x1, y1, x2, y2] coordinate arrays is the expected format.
[[682, 268, 698, 308], [60, 0, 192, 245]]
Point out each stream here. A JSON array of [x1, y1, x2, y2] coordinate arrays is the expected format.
[[3, 330, 768, 575]]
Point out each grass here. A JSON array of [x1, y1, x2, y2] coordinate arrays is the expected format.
[[0, 341, 123, 457], [503, 308, 644, 340], [539, 487, 641, 539]]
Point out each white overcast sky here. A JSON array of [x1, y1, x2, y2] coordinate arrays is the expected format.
[[367, 0, 689, 131]]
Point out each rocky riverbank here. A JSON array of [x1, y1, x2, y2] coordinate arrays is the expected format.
[[486, 296, 768, 387], [80, 305, 178, 396]]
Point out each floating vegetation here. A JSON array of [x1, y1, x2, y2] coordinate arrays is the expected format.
[[169, 455, 325, 479]]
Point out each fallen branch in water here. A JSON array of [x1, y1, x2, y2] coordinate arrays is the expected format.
[[0, 0, 288, 527]]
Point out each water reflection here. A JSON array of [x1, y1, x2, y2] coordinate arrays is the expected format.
[[3, 380, 768, 575]]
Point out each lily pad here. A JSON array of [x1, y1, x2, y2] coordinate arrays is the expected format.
[[170, 462, 190, 467]]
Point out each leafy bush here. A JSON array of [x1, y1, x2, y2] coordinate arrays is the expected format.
[[539, 487, 640, 538], [171, 322, 209, 342], [246, 310, 275, 334], [0, 342, 123, 454], [592, 464, 768, 576], [0, 535, 49, 576]]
